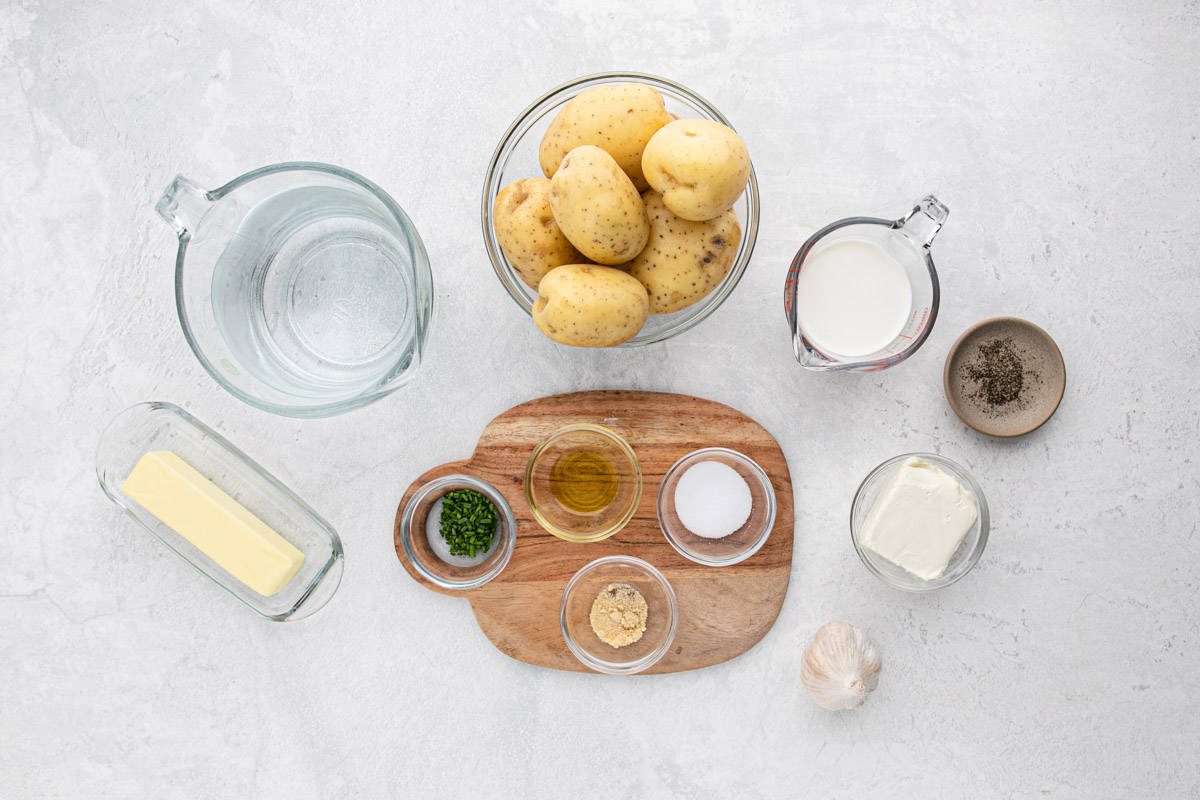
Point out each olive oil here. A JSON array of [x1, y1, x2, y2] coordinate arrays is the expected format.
[[549, 449, 619, 513]]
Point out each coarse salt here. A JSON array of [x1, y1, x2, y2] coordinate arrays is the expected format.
[[674, 460, 753, 539]]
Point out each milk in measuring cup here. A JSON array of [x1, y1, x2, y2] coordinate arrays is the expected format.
[[792, 238, 912, 357]]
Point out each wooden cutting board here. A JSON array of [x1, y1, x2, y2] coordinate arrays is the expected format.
[[393, 390, 793, 674]]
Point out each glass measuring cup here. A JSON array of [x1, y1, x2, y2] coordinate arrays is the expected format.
[[784, 196, 947, 372], [156, 162, 434, 417]]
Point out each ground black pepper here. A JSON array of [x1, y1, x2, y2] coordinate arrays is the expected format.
[[965, 337, 1025, 407]]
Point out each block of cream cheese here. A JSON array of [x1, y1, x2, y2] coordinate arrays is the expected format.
[[860, 456, 978, 580], [122, 451, 304, 596]]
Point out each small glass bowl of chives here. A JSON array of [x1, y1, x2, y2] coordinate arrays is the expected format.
[[398, 474, 516, 590]]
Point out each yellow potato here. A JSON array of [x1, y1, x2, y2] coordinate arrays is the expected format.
[[641, 119, 751, 221], [533, 264, 649, 347], [492, 177, 583, 289], [627, 191, 741, 314], [549, 146, 649, 265], [539, 83, 672, 191]]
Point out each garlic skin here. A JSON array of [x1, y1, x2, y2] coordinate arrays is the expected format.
[[801, 622, 882, 711]]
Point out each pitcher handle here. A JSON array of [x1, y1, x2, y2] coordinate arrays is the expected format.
[[155, 175, 211, 239], [895, 195, 949, 249]]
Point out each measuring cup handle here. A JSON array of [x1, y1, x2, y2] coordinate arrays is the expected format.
[[895, 195, 949, 249], [155, 175, 211, 239]]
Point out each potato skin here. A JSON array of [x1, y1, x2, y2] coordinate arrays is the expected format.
[[539, 83, 672, 191], [532, 264, 649, 347], [627, 191, 741, 314], [492, 177, 583, 289], [549, 146, 649, 265], [641, 119, 751, 221]]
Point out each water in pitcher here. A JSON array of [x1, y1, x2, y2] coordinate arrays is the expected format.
[[210, 185, 417, 399]]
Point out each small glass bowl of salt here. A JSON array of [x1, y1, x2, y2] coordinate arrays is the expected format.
[[656, 448, 776, 567]]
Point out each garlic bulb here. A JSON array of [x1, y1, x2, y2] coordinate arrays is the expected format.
[[801, 622, 882, 711]]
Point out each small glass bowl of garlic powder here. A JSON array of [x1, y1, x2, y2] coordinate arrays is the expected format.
[[656, 448, 776, 567], [560, 556, 678, 675]]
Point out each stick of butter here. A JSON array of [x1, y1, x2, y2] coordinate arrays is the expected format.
[[860, 457, 978, 581], [122, 451, 304, 596]]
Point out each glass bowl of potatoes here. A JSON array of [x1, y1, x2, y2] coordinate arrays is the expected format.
[[482, 72, 760, 348]]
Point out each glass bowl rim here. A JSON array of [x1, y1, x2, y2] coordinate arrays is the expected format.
[[480, 71, 760, 347], [398, 473, 517, 590], [558, 555, 679, 675], [172, 160, 434, 419], [849, 452, 990, 592], [656, 446, 777, 567], [524, 423, 642, 543]]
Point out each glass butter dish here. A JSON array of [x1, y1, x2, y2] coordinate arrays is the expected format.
[[96, 402, 343, 620]]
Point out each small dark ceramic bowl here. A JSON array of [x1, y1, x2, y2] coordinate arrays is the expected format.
[[944, 317, 1065, 438]]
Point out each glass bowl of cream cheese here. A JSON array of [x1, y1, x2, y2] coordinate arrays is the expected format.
[[850, 453, 989, 591]]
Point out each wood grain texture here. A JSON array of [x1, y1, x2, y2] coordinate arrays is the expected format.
[[393, 390, 793, 674]]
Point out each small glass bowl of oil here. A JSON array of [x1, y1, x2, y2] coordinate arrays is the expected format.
[[525, 424, 641, 543]]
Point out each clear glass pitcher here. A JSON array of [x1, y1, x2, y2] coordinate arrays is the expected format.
[[156, 162, 433, 417], [784, 196, 947, 372]]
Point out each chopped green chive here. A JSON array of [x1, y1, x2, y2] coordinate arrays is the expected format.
[[438, 489, 499, 558]]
